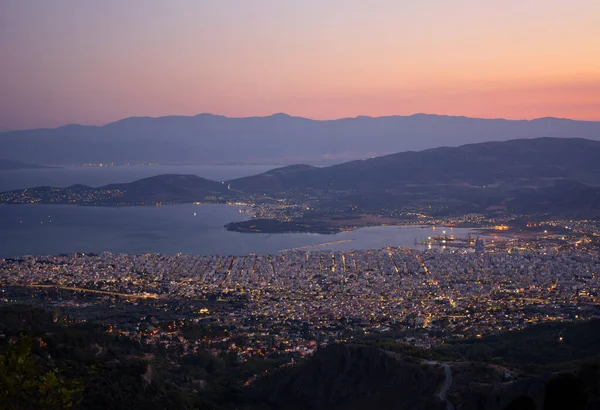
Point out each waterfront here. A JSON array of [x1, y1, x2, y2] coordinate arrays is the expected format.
[[0, 203, 475, 257]]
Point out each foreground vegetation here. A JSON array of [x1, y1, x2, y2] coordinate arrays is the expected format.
[[2, 305, 600, 409]]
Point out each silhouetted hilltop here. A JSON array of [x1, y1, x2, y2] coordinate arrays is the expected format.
[[3, 138, 600, 217], [229, 137, 600, 192], [253, 319, 600, 410], [103, 174, 227, 203], [251, 344, 445, 410], [225, 137, 600, 217]]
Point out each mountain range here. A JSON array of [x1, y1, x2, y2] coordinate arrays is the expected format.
[[2, 137, 600, 221], [229, 137, 600, 192], [226, 137, 600, 219], [2, 114, 600, 165]]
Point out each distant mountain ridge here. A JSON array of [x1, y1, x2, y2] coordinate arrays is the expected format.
[[228, 137, 600, 192], [1, 113, 600, 165], [224, 137, 600, 217], [3, 137, 600, 219]]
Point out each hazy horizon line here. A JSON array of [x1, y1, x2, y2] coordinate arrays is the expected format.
[[3, 112, 600, 133]]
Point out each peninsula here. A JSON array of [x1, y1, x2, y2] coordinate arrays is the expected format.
[[3, 138, 600, 233]]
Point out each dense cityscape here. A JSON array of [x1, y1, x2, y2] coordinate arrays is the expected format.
[[3, 226, 599, 365]]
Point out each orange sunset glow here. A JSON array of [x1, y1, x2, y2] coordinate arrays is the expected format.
[[1, 0, 599, 129]]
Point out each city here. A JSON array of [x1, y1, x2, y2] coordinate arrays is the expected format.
[[3, 235, 599, 362]]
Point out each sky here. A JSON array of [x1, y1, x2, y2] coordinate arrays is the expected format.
[[1, 0, 599, 129]]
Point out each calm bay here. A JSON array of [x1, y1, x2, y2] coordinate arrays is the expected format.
[[0, 166, 476, 257]]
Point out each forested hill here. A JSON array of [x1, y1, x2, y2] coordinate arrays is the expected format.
[[2, 305, 600, 409], [228, 137, 600, 192]]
